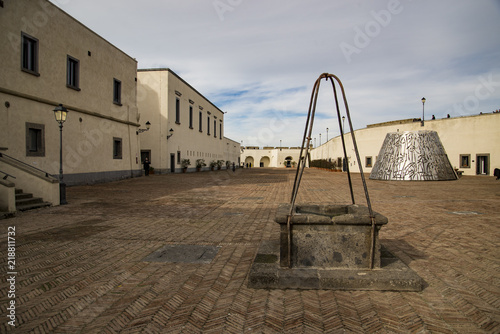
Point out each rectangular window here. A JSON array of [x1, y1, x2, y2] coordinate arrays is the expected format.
[[365, 156, 372, 168], [189, 106, 193, 129], [66, 55, 80, 90], [460, 154, 470, 168], [113, 137, 122, 159], [219, 123, 222, 139], [214, 120, 217, 138], [175, 98, 180, 124], [199, 111, 203, 132], [207, 116, 210, 135], [21, 32, 39, 75], [177, 151, 181, 164], [113, 79, 122, 105], [25, 123, 45, 157]]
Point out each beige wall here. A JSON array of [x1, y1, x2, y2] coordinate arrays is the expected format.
[[310, 113, 500, 176], [0, 0, 141, 185], [242, 147, 302, 168], [137, 69, 239, 172]]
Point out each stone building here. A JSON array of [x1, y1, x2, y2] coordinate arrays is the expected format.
[[0, 0, 143, 212], [309, 113, 500, 177], [242, 147, 302, 168], [0, 0, 142, 189], [137, 68, 240, 173]]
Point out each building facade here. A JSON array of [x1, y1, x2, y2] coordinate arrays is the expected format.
[[309, 113, 500, 177], [242, 147, 302, 168], [137, 68, 239, 173], [0, 0, 142, 187]]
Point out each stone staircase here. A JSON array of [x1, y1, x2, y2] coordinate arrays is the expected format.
[[15, 188, 52, 211]]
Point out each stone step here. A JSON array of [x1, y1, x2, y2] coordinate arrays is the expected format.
[[14, 189, 52, 211]]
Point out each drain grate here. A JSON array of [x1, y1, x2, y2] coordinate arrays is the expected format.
[[143, 245, 220, 264]]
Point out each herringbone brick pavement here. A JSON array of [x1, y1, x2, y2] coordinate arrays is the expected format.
[[1, 168, 499, 333]]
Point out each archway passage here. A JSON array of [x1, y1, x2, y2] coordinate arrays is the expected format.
[[260, 156, 270, 167], [245, 156, 254, 168], [284, 156, 292, 167]]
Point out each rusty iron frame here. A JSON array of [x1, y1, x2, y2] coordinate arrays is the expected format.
[[287, 73, 377, 269]]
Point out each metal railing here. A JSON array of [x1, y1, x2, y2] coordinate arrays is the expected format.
[[0, 170, 16, 180], [0, 153, 52, 178]]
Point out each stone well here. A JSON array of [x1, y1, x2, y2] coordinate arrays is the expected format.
[[275, 203, 387, 269]]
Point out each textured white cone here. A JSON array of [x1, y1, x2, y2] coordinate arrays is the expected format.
[[369, 130, 457, 181]]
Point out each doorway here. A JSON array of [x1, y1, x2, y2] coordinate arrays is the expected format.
[[170, 153, 175, 173], [476, 154, 489, 175]]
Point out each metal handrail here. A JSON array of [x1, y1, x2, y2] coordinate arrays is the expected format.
[[0, 170, 16, 180], [0, 153, 51, 178]]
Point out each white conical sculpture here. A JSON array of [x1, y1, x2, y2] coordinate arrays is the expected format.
[[369, 130, 457, 181]]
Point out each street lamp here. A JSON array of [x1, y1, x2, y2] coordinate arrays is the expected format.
[[326, 128, 329, 142], [421, 97, 426, 126], [166, 128, 174, 140], [53, 104, 68, 205], [342, 116, 345, 133], [280, 139, 282, 151], [137, 121, 151, 134], [319, 133, 321, 145]]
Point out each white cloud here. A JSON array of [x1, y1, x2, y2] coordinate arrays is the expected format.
[[50, 0, 500, 147]]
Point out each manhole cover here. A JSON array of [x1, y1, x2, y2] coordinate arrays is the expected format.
[[448, 211, 483, 215], [143, 245, 220, 264]]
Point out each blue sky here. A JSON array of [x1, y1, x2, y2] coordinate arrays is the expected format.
[[50, 0, 500, 147]]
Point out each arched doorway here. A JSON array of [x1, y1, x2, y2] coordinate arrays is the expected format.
[[245, 156, 254, 168], [284, 156, 292, 168], [260, 156, 270, 167]]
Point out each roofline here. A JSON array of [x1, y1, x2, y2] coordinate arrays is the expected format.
[[138, 68, 224, 115], [46, 0, 137, 63]]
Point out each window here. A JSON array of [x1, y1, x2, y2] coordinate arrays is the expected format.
[[219, 123, 222, 140], [207, 116, 210, 135], [365, 156, 373, 168], [21, 32, 39, 75], [25, 123, 45, 157], [66, 55, 80, 90], [214, 120, 217, 138], [113, 79, 121, 105], [177, 151, 181, 164], [460, 154, 470, 168], [175, 98, 180, 124], [189, 106, 193, 129], [199, 111, 203, 132], [113, 137, 122, 159]]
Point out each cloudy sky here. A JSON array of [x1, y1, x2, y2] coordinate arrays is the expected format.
[[49, 0, 500, 147]]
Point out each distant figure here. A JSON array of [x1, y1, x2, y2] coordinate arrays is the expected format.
[[431, 115, 435, 120], [143, 158, 150, 176], [494, 168, 500, 180], [246, 163, 248, 168], [447, 114, 450, 118], [232, 162, 235, 172]]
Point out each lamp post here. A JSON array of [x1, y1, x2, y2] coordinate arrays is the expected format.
[[280, 139, 282, 151], [53, 104, 68, 205], [319, 133, 321, 146], [166, 128, 174, 140], [421, 97, 426, 126], [342, 116, 345, 133], [326, 128, 329, 142], [136, 121, 151, 134]]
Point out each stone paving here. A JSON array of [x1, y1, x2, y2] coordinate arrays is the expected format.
[[1, 167, 499, 333]]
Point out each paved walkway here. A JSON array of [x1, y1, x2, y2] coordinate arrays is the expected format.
[[1, 168, 499, 333]]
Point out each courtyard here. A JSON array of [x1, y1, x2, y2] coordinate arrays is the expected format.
[[1, 168, 499, 333]]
